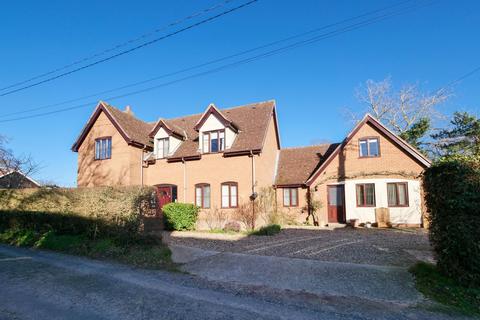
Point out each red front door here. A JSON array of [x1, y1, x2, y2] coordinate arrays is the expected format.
[[327, 185, 345, 223], [156, 186, 173, 209]]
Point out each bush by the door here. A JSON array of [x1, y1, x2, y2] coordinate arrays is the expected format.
[[423, 156, 480, 286], [162, 203, 199, 231]]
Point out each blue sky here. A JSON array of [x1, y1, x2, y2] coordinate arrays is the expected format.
[[0, 0, 479, 186]]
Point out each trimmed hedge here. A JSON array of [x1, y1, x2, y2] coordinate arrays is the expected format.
[[162, 203, 199, 231], [423, 157, 480, 286], [0, 186, 155, 239]]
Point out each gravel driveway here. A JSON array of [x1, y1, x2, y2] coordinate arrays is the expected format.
[[165, 227, 433, 267]]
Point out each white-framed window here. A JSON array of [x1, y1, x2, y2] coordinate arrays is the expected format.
[[157, 137, 169, 158], [202, 130, 225, 153], [359, 137, 380, 157], [221, 182, 238, 208], [95, 137, 112, 160]]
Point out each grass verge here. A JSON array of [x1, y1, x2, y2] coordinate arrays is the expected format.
[[0, 228, 176, 271], [410, 262, 480, 316]]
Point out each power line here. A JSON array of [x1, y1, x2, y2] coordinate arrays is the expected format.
[[0, 0, 436, 123], [0, 0, 236, 93], [0, 0, 259, 97], [0, 0, 416, 119]]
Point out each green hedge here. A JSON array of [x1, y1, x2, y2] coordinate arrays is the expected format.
[[162, 203, 198, 231], [423, 157, 480, 286], [0, 186, 154, 239]]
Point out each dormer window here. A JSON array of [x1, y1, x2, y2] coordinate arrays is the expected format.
[[157, 137, 169, 158], [202, 130, 225, 153], [359, 137, 380, 157]]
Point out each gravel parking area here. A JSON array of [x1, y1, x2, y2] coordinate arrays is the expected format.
[[166, 227, 432, 267]]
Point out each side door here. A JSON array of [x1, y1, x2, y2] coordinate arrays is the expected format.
[[327, 185, 345, 223]]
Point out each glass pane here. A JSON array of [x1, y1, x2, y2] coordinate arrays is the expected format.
[[221, 185, 229, 207], [368, 139, 379, 156], [211, 138, 218, 152], [163, 138, 169, 157], [387, 184, 397, 206], [398, 183, 407, 205], [106, 138, 111, 158], [359, 140, 368, 157], [329, 187, 338, 205], [95, 140, 99, 159], [202, 134, 209, 153], [101, 139, 106, 159], [204, 186, 210, 208], [195, 187, 202, 207], [283, 188, 290, 206], [230, 185, 237, 207], [365, 184, 375, 206], [356, 185, 364, 206], [219, 131, 225, 150], [291, 189, 297, 206]]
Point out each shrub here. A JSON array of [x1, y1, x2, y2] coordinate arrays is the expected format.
[[162, 203, 199, 230], [250, 224, 281, 236], [233, 201, 258, 231], [223, 221, 241, 232], [423, 157, 480, 286]]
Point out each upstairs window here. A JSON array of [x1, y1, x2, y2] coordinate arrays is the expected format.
[[221, 182, 238, 208], [195, 184, 210, 209], [202, 130, 225, 153], [157, 137, 169, 158], [359, 137, 380, 157], [283, 188, 298, 207], [95, 137, 111, 160], [356, 183, 376, 207], [387, 182, 409, 207]]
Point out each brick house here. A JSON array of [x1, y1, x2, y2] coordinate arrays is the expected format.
[[72, 100, 430, 228], [0, 170, 40, 189]]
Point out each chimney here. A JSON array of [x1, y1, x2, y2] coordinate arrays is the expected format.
[[124, 105, 134, 116]]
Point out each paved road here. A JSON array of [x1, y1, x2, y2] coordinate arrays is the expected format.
[[0, 245, 468, 320]]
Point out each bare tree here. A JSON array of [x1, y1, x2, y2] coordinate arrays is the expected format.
[[350, 77, 450, 150], [0, 135, 39, 178]]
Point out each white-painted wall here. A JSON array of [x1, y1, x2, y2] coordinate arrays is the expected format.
[[198, 114, 236, 151], [335, 178, 422, 224], [154, 127, 182, 159]]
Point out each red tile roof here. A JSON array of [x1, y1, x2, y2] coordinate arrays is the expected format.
[[72, 100, 279, 159], [275, 143, 340, 186]]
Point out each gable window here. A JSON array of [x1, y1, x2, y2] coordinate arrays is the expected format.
[[195, 184, 210, 209], [283, 188, 298, 207], [95, 137, 111, 160], [157, 137, 169, 158], [202, 130, 225, 153], [356, 183, 375, 207], [387, 182, 409, 207], [221, 182, 238, 208], [359, 137, 380, 157]]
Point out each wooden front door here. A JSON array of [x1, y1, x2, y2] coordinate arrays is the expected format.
[[327, 185, 345, 223], [155, 185, 177, 210]]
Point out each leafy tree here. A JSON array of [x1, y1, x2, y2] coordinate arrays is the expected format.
[[399, 117, 430, 150], [431, 112, 480, 158]]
